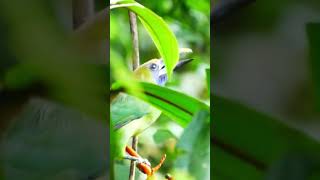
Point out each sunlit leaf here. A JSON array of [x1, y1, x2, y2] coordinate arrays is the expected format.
[[110, 0, 179, 80]]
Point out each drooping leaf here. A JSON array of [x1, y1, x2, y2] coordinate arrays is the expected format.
[[212, 96, 320, 179], [111, 82, 209, 127], [212, 144, 263, 180], [174, 110, 210, 180], [110, 0, 179, 80]]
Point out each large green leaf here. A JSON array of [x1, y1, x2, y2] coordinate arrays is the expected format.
[[212, 96, 320, 179], [110, 0, 179, 80], [111, 82, 209, 127]]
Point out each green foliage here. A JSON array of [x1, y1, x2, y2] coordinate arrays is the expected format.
[[110, 0, 179, 79], [112, 82, 209, 127], [212, 96, 320, 179], [153, 129, 176, 144], [174, 110, 210, 180]]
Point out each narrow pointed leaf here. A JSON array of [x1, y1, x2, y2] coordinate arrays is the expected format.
[[111, 82, 209, 127], [110, 0, 179, 79]]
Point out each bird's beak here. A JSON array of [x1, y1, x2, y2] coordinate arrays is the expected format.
[[174, 58, 193, 71]]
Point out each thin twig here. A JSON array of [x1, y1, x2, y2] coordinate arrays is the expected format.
[[129, 11, 140, 71], [128, 8, 140, 180], [129, 136, 138, 180]]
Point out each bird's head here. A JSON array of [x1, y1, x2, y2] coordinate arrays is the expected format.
[[133, 58, 193, 86]]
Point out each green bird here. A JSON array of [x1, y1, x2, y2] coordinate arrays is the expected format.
[[111, 56, 193, 163]]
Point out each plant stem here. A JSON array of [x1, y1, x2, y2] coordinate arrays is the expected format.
[[128, 9, 140, 180], [128, 11, 140, 71], [129, 136, 138, 180]]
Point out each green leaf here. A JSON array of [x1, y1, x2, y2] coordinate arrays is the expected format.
[[174, 110, 210, 180], [110, 49, 143, 98], [212, 96, 320, 178], [111, 82, 209, 127], [153, 129, 176, 144], [212, 144, 263, 180], [307, 23, 320, 112], [110, 0, 179, 80]]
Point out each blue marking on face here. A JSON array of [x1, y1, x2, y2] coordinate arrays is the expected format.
[[156, 74, 168, 86], [149, 60, 168, 86]]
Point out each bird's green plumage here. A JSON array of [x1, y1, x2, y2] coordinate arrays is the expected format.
[[111, 59, 164, 159], [111, 92, 149, 130], [111, 57, 192, 159]]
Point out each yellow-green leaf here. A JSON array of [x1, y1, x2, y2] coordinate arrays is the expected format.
[[110, 0, 179, 80]]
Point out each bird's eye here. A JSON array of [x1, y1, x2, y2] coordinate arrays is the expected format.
[[150, 63, 158, 71]]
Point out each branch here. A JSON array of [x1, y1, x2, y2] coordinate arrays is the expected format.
[[129, 11, 140, 71], [129, 136, 138, 180], [128, 8, 140, 180]]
